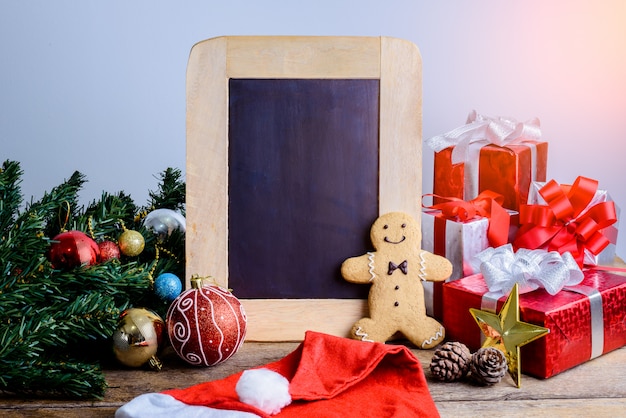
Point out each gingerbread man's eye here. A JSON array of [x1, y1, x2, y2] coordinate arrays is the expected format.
[[401, 223, 406, 228], [383, 225, 388, 229]]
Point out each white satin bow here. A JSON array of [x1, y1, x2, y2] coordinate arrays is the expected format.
[[470, 244, 584, 298], [426, 110, 542, 164]]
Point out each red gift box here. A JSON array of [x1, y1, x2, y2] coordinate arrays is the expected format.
[[428, 111, 547, 211], [479, 143, 548, 210], [433, 142, 548, 211], [443, 270, 626, 378], [432, 146, 465, 203]]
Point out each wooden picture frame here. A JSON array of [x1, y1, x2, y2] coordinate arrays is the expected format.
[[186, 36, 422, 341]]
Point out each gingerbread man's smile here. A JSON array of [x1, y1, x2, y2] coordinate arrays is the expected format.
[[383, 222, 407, 244], [384, 236, 406, 244]]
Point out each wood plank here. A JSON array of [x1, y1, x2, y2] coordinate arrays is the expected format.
[[379, 36, 423, 222], [12, 398, 626, 418], [2, 345, 624, 416], [186, 36, 229, 288], [241, 299, 369, 341], [436, 399, 626, 418], [226, 36, 381, 79], [422, 345, 626, 402], [7, 398, 626, 418]]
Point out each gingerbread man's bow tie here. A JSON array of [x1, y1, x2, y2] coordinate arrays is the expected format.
[[388, 260, 408, 275]]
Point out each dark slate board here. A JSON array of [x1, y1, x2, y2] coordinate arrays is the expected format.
[[228, 78, 379, 299]]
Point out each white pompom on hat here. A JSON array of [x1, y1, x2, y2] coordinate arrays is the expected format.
[[235, 369, 291, 415]]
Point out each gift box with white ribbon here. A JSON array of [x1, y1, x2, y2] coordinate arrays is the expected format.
[[443, 248, 626, 379], [427, 110, 548, 211]]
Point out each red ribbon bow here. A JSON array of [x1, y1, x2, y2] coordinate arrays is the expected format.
[[423, 190, 511, 247], [513, 176, 617, 267]]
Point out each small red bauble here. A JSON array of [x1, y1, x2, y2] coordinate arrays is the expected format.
[[167, 278, 247, 366], [98, 240, 120, 262], [48, 230, 100, 269]]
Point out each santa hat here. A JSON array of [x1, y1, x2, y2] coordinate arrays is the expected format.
[[116, 331, 440, 417]]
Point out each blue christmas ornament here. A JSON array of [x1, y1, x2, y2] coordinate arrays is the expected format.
[[154, 273, 183, 303]]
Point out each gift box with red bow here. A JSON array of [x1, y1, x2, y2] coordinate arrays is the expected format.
[[421, 191, 518, 319], [427, 110, 548, 211], [443, 246, 626, 379], [514, 176, 619, 267]]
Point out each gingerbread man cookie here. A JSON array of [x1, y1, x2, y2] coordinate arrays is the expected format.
[[341, 211, 452, 349]]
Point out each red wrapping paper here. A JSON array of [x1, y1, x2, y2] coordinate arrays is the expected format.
[[433, 147, 465, 203], [433, 141, 548, 211], [443, 270, 626, 378], [479, 143, 548, 210]]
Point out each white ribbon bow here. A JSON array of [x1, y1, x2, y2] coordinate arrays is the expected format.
[[426, 110, 542, 164], [471, 244, 584, 298]]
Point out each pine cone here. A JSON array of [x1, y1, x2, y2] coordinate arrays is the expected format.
[[430, 341, 472, 382], [470, 347, 508, 385]]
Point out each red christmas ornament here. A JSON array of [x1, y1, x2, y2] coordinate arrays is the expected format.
[[48, 230, 100, 269], [167, 278, 247, 366], [98, 240, 121, 262]]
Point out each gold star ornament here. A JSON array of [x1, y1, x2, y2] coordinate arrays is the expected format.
[[469, 283, 549, 388]]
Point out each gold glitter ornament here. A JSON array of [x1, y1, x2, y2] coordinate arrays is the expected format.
[[469, 283, 549, 388], [112, 308, 165, 370], [118, 229, 145, 257]]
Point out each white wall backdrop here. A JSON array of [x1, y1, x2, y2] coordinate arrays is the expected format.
[[2, 1, 625, 257]]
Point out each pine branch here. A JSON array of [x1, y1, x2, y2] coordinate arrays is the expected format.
[[1, 170, 87, 282], [0, 359, 107, 399], [1, 290, 125, 361], [0, 264, 150, 398], [79, 191, 138, 239], [0, 160, 23, 234], [30, 171, 87, 238], [147, 167, 186, 214], [0, 161, 185, 399]]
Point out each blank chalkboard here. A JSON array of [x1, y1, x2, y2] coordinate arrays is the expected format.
[[186, 36, 422, 341], [228, 79, 379, 299]]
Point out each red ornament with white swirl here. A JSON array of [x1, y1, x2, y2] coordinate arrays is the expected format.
[[166, 277, 247, 366]]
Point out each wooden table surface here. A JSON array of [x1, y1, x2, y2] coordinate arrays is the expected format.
[[1, 341, 625, 418]]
